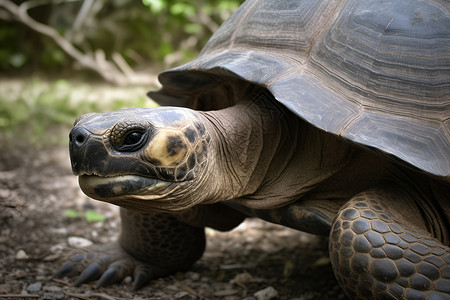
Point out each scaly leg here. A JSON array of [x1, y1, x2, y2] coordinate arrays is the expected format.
[[330, 186, 450, 299], [55, 203, 245, 290]]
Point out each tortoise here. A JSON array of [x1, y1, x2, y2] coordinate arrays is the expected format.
[[58, 0, 450, 298]]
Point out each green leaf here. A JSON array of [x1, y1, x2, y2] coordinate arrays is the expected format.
[[184, 23, 201, 34], [170, 3, 195, 16], [64, 209, 80, 218], [142, 0, 165, 13], [218, 0, 241, 11], [84, 210, 106, 222], [158, 41, 173, 58]]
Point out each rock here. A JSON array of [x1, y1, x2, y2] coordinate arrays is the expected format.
[[230, 271, 253, 285], [43, 285, 62, 292], [67, 236, 93, 248], [254, 286, 279, 300], [50, 243, 66, 252], [15, 249, 29, 260], [49, 227, 68, 235], [187, 272, 200, 281], [26, 282, 42, 292], [174, 291, 190, 298]]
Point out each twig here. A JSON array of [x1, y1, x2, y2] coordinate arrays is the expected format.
[[90, 293, 119, 300], [72, 0, 94, 31], [0, 295, 40, 298], [174, 278, 203, 299], [63, 291, 92, 300], [112, 52, 135, 78], [8, 272, 37, 279], [0, 0, 157, 86], [52, 278, 72, 286]]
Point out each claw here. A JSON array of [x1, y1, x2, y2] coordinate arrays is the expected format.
[[132, 264, 167, 291], [54, 261, 76, 278], [96, 268, 121, 288], [132, 271, 151, 291], [74, 262, 103, 286], [54, 253, 88, 278]]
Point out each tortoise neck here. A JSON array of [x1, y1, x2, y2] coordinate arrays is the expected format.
[[200, 90, 358, 208], [199, 90, 298, 202]]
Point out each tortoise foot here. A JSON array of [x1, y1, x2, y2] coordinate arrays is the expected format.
[[330, 188, 450, 300], [55, 210, 206, 290], [55, 242, 170, 290]]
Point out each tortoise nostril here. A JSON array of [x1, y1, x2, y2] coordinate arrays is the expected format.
[[69, 127, 91, 148], [76, 135, 85, 144]]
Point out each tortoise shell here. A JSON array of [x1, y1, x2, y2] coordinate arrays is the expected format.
[[149, 0, 450, 179]]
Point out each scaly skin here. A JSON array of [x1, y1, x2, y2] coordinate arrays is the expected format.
[[330, 185, 450, 299]]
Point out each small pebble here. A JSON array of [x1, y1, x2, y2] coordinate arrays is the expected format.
[[254, 286, 279, 300], [230, 271, 253, 284], [49, 227, 68, 235], [50, 243, 66, 252], [174, 291, 190, 298], [68, 236, 93, 248], [15, 249, 29, 260], [153, 290, 168, 298], [43, 285, 62, 292], [187, 272, 200, 281], [26, 282, 42, 292]]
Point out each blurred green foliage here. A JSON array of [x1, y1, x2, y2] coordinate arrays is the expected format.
[[0, 79, 156, 145], [64, 209, 106, 222], [0, 0, 243, 74], [0, 0, 243, 145]]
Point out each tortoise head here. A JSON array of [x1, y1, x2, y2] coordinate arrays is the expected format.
[[69, 107, 209, 212]]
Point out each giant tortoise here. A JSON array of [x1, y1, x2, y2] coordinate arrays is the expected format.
[[58, 0, 450, 298]]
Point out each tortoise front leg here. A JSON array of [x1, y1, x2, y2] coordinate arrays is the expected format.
[[329, 186, 450, 299], [56, 208, 206, 290], [56, 203, 246, 290]]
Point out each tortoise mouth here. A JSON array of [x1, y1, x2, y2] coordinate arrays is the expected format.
[[78, 174, 174, 200]]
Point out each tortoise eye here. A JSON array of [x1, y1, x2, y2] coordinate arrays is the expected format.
[[124, 131, 143, 146], [118, 130, 147, 152]]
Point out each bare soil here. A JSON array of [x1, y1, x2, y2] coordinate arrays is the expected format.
[[0, 135, 348, 300]]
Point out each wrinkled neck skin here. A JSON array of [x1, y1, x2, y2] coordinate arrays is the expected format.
[[199, 95, 285, 202], [197, 91, 354, 209]]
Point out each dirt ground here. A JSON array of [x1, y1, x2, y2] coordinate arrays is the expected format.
[[0, 135, 348, 300]]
